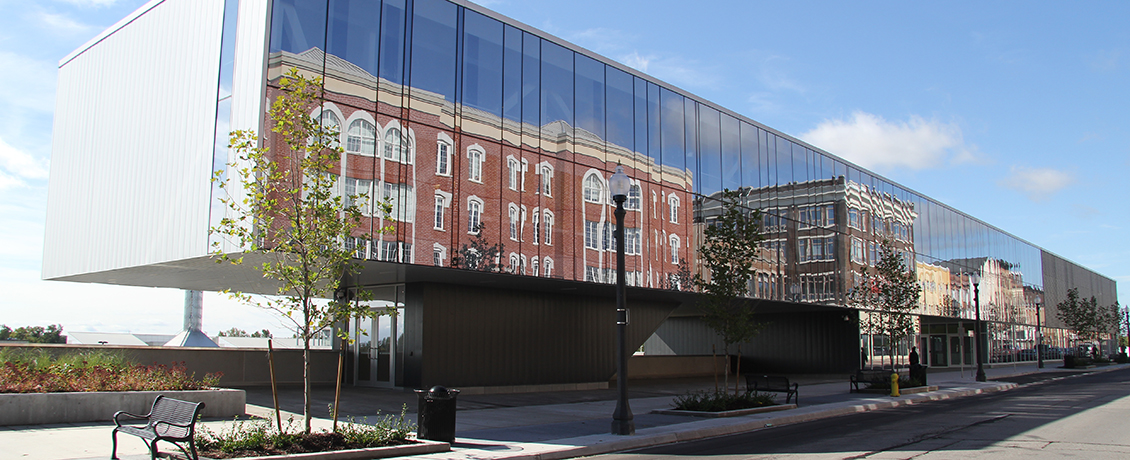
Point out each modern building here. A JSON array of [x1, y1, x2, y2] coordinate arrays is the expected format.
[[46, 0, 1117, 390]]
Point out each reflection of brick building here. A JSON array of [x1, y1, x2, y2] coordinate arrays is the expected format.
[[268, 47, 693, 290]]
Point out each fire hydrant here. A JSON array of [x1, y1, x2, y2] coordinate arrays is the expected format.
[[890, 372, 900, 397]]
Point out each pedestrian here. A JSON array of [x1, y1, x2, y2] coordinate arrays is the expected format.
[[909, 346, 920, 366], [861, 347, 868, 368]]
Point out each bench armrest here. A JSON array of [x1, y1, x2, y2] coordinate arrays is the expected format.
[[113, 411, 150, 427]]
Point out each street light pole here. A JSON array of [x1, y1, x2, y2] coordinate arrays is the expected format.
[[609, 165, 634, 436], [1035, 295, 1044, 369], [972, 273, 986, 382]]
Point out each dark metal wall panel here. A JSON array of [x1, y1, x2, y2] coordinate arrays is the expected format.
[[412, 282, 677, 387], [647, 310, 858, 374]]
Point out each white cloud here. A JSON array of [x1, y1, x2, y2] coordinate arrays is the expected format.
[[621, 51, 650, 73], [999, 166, 1074, 202], [800, 111, 972, 171], [53, 0, 120, 7], [0, 135, 49, 189], [34, 10, 95, 35], [0, 51, 58, 116]]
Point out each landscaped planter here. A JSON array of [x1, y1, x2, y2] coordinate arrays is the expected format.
[[653, 404, 797, 418], [0, 388, 245, 426], [207, 439, 451, 460]]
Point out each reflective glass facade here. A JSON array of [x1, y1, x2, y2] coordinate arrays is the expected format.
[[265, 0, 1115, 364]]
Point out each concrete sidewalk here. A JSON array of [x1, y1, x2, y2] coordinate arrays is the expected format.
[[3, 362, 1124, 460]]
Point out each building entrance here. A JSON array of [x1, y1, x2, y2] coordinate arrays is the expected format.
[[350, 286, 405, 388]]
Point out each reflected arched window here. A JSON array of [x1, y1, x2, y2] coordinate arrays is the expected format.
[[668, 195, 680, 224], [384, 127, 410, 163], [583, 174, 604, 203], [316, 110, 341, 148], [468, 147, 484, 183], [627, 184, 641, 210], [508, 203, 520, 241], [669, 234, 680, 264], [436, 140, 452, 176], [468, 197, 483, 234], [508, 157, 520, 191], [543, 257, 554, 277], [531, 257, 540, 277], [543, 210, 554, 245], [346, 119, 376, 155]]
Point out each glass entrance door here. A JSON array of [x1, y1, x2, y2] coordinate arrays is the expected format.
[[950, 336, 962, 366], [352, 286, 406, 388], [929, 335, 947, 366]]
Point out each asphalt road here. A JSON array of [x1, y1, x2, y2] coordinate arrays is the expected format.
[[595, 368, 1130, 460]]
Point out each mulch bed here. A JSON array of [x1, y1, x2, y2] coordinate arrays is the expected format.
[[198, 432, 413, 459]]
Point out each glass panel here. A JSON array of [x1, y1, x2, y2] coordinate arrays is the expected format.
[[775, 136, 793, 185], [698, 104, 722, 196], [740, 122, 758, 190], [606, 67, 634, 153], [633, 77, 649, 171], [720, 114, 740, 192], [379, 0, 406, 85], [684, 98, 698, 194], [660, 89, 685, 177], [575, 54, 605, 141], [521, 32, 540, 148], [502, 25, 522, 122], [541, 41, 574, 128], [462, 10, 504, 117], [409, 0, 457, 102], [270, 0, 327, 55], [647, 82, 661, 176], [327, 0, 380, 79]]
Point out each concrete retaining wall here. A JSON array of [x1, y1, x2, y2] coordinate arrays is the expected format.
[[0, 389, 245, 426]]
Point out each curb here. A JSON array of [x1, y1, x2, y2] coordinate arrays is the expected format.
[[461, 382, 1017, 460]]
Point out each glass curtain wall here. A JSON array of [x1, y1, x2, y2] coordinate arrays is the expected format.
[[265, 0, 1112, 350]]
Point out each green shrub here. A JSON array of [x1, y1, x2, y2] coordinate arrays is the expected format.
[[195, 409, 415, 458], [672, 391, 777, 412], [0, 348, 220, 393]]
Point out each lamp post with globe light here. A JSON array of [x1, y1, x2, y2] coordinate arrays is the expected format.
[[971, 272, 986, 382], [1035, 294, 1044, 369], [609, 165, 634, 436]]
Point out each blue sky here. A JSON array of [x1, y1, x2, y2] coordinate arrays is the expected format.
[[0, 0, 1126, 335]]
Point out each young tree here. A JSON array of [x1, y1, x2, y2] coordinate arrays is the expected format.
[[218, 327, 249, 337], [211, 68, 391, 433], [848, 239, 921, 370], [693, 189, 765, 394], [1055, 288, 1119, 351], [0, 325, 66, 343]]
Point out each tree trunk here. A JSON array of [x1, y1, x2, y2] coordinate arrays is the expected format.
[[304, 337, 312, 434], [734, 345, 742, 396]]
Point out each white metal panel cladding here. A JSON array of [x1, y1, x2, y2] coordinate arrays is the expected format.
[[44, 0, 225, 280], [220, 0, 271, 254]]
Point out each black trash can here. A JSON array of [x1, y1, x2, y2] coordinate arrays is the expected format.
[[416, 386, 459, 443]]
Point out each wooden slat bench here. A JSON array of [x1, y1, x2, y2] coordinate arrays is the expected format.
[[111, 395, 205, 460], [744, 374, 799, 405]]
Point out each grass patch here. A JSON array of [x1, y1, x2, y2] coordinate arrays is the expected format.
[[195, 409, 415, 459], [0, 348, 220, 393], [672, 391, 777, 412]]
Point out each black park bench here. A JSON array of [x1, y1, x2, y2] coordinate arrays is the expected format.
[[111, 395, 205, 460], [850, 369, 891, 392], [745, 374, 799, 405]]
